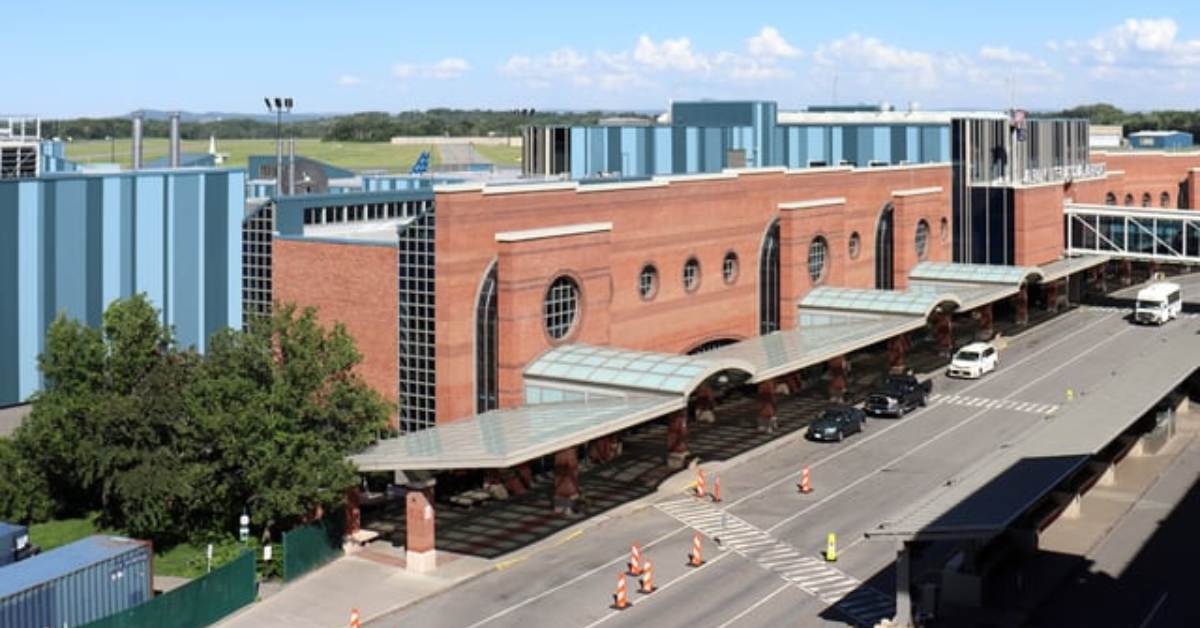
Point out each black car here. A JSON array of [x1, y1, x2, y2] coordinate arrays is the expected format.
[[805, 405, 867, 442], [864, 373, 932, 417]]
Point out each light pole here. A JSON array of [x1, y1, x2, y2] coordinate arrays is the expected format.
[[264, 97, 293, 196]]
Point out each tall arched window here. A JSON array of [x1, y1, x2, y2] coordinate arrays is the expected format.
[[875, 203, 895, 290], [475, 263, 498, 413], [759, 220, 780, 334]]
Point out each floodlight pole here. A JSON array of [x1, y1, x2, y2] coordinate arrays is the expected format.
[[264, 97, 293, 197]]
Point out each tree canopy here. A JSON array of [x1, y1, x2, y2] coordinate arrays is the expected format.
[[5, 295, 391, 548]]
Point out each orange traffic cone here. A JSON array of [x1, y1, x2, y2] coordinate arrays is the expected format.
[[711, 475, 722, 502], [639, 558, 655, 593], [627, 542, 643, 576], [349, 608, 360, 628], [688, 532, 704, 567], [611, 572, 630, 609], [695, 468, 707, 498], [798, 466, 812, 494]]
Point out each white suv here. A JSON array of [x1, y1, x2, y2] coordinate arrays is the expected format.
[[947, 341, 998, 379]]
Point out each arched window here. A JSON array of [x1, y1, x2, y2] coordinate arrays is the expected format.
[[1124, 193, 1134, 206], [876, 203, 895, 290], [1161, 191, 1171, 208], [759, 221, 780, 334], [848, 232, 861, 259], [475, 264, 498, 413], [1142, 192, 1152, 208], [544, 276, 580, 341], [1105, 192, 1117, 206]]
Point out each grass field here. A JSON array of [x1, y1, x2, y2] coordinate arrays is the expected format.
[[65, 138, 522, 173], [30, 515, 260, 578]]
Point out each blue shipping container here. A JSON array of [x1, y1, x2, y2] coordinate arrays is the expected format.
[[0, 521, 29, 567], [0, 535, 152, 628]]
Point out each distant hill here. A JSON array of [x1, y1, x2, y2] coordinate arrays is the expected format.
[[136, 109, 335, 123]]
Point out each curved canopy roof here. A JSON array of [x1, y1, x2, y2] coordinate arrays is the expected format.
[[349, 258, 1107, 472]]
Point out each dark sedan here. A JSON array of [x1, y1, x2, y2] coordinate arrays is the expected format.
[[805, 405, 867, 442]]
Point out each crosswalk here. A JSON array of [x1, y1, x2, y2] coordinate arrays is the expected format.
[[928, 393, 1059, 415], [656, 498, 894, 626]]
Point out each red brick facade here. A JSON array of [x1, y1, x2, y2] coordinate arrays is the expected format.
[[272, 154, 1200, 428], [273, 238, 399, 411]]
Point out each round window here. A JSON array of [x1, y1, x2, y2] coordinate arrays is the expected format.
[[808, 236, 828, 284], [544, 276, 580, 340], [683, 257, 701, 292], [915, 219, 930, 260], [722, 252, 739, 285], [638, 264, 659, 301]]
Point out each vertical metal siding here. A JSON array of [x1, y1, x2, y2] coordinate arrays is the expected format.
[[0, 536, 152, 628]]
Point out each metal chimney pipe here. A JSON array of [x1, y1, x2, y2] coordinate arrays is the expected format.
[[131, 111, 144, 169], [169, 112, 181, 168], [288, 137, 295, 195]]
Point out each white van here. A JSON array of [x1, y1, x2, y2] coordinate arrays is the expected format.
[[1133, 281, 1182, 325]]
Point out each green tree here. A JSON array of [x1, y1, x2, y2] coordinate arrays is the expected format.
[[0, 437, 52, 523], [187, 304, 390, 542]]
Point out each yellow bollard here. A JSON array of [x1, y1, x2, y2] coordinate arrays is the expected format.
[[825, 533, 837, 562], [1066, 388, 1074, 403]]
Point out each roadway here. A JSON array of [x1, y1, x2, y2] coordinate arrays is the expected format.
[[369, 274, 1200, 628]]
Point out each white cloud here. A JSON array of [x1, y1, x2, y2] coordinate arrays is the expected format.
[[1056, 18, 1200, 68], [391, 57, 470, 80], [814, 33, 938, 88], [338, 74, 361, 86], [633, 35, 711, 73], [747, 26, 800, 59]]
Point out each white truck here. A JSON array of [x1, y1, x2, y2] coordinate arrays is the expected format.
[[1133, 281, 1182, 325]]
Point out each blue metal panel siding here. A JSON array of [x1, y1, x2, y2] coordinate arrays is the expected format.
[[806, 127, 826, 165], [652, 127, 672, 174], [17, 182, 40, 403], [0, 183, 19, 403], [170, 174, 202, 351], [50, 179, 89, 326], [134, 176, 166, 310], [872, 127, 890, 163], [100, 177, 123, 319]]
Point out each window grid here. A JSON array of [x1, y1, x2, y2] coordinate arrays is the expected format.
[[639, 265, 658, 300], [915, 219, 930, 260], [683, 257, 701, 292], [398, 209, 438, 433], [544, 276, 580, 340], [241, 203, 274, 323], [808, 236, 828, 284], [722, 252, 739, 284]]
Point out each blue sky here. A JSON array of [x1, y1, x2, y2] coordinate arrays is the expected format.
[[9, 1, 1200, 118]]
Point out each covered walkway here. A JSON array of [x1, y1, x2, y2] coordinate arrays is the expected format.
[[348, 258, 1111, 570]]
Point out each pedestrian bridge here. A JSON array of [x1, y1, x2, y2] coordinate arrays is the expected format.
[[1065, 202, 1200, 263]]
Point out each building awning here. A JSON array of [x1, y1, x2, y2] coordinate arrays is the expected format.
[[352, 394, 680, 471], [349, 261, 1114, 473], [1034, 254, 1110, 283]]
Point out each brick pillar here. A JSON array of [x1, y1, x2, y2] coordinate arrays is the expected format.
[[405, 481, 437, 573], [1118, 259, 1133, 286], [756, 380, 777, 433], [932, 311, 953, 357], [553, 447, 580, 514], [666, 410, 689, 468], [1014, 285, 1029, 325], [827, 356, 847, 402], [976, 303, 994, 340], [345, 485, 362, 536], [887, 333, 911, 374]]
